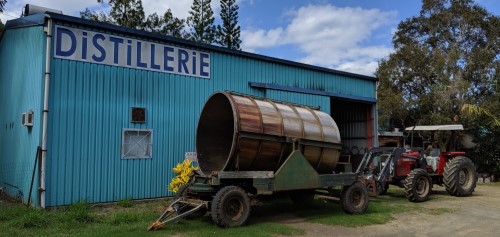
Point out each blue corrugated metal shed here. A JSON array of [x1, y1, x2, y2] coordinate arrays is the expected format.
[[0, 12, 378, 207]]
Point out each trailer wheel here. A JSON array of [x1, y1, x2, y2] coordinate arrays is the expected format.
[[404, 169, 431, 202], [340, 181, 369, 214], [211, 186, 251, 227], [174, 184, 207, 219], [443, 156, 477, 197]]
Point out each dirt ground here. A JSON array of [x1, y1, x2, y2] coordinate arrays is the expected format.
[[275, 185, 500, 237]]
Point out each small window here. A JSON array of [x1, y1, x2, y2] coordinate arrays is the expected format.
[[121, 129, 152, 159], [131, 107, 146, 123]]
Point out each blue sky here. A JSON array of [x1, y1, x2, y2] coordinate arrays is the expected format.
[[1, 0, 499, 76]]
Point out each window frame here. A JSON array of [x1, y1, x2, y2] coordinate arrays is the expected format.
[[121, 128, 153, 159]]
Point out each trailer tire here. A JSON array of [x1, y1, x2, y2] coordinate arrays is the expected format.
[[404, 169, 431, 202], [341, 181, 369, 214], [211, 186, 251, 227], [443, 156, 477, 197], [174, 184, 206, 219]]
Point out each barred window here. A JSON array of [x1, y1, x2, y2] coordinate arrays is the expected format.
[[121, 129, 152, 159]]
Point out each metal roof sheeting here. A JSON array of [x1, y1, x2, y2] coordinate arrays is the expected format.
[[405, 125, 464, 131]]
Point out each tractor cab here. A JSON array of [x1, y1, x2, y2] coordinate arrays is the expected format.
[[404, 124, 467, 176]]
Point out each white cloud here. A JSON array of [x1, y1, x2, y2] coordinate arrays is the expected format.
[[142, 0, 221, 20], [241, 27, 284, 49], [241, 4, 396, 76], [1, 0, 220, 24], [1, 0, 99, 23]]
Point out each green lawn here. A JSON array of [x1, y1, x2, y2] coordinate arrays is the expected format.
[[0, 187, 455, 237]]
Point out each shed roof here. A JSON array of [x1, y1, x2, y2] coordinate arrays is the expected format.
[[405, 125, 464, 131], [4, 12, 378, 82]]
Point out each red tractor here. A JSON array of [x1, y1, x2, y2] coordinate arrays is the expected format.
[[359, 125, 477, 202]]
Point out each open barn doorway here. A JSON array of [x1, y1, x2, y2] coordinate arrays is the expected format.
[[331, 98, 375, 169]]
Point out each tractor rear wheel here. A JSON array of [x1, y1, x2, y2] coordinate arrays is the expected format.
[[340, 181, 369, 214], [211, 186, 251, 228], [443, 156, 477, 197], [404, 169, 431, 202]]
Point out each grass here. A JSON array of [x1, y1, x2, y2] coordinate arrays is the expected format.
[[0, 186, 459, 236], [116, 198, 134, 208]]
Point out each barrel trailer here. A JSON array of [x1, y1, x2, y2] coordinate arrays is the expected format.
[[147, 91, 372, 230]]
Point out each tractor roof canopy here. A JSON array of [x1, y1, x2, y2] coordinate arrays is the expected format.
[[404, 125, 464, 131]]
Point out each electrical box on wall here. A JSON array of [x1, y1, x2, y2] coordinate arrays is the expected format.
[[22, 109, 34, 127], [131, 107, 146, 123]]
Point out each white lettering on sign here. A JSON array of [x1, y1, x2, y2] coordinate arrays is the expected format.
[[53, 25, 210, 79], [185, 152, 197, 162]]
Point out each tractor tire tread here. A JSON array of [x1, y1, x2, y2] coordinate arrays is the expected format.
[[443, 156, 477, 197], [404, 168, 431, 202]]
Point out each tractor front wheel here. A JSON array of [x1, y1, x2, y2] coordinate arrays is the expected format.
[[443, 156, 477, 197], [211, 186, 251, 228], [340, 181, 369, 214], [404, 169, 432, 202]]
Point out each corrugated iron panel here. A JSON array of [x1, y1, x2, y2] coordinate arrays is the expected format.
[[0, 26, 45, 206], [45, 23, 377, 206]]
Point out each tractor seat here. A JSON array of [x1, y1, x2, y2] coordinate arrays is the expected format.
[[429, 148, 441, 157]]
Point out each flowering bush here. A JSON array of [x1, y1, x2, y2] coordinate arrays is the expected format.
[[168, 159, 198, 193]]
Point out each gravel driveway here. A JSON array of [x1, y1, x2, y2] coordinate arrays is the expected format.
[[279, 184, 500, 237]]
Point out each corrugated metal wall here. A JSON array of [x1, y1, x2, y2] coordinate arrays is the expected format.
[[42, 21, 377, 206], [0, 26, 45, 206]]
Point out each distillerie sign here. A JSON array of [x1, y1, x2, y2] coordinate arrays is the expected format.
[[53, 25, 210, 79]]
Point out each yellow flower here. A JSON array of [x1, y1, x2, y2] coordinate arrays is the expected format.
[[168, 159, 198, 193]]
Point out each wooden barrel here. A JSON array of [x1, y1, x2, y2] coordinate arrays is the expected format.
[[196, 92, 341, 175]]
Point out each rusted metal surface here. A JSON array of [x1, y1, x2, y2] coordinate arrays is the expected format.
[[196, 91, 342, 175]]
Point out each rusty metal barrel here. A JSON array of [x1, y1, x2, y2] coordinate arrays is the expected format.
[[196, 92, 342, 175]]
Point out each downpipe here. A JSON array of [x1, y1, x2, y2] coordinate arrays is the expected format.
[[40, 16, 52, 208]]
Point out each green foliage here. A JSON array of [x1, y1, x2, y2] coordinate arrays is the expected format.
[[80, 8, 112, 23], [117, 198, 133, 208], [105, 0, 145, 29], [376, 0, 500, 153], [187, 0, 217, 44], [461, 104, 500, 127], [217, 0, 242, 50], [0, 0, 6, 13], [142, 10, 186, 38], [81, 1, 185, 38]]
